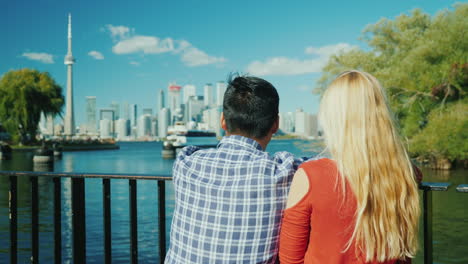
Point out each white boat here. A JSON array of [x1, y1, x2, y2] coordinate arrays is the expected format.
[[166, 122, 218, 148]]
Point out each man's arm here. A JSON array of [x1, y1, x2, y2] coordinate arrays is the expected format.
[[172, 145, 201, 180]]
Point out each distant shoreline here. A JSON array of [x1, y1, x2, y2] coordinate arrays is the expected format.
[[11, 143, 119, 152]]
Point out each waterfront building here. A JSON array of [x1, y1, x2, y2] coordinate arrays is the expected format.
[[310, 114, 318, 138], [129, 104, 137, 128], [86, 96, 97, 134], [122, 102, 129, 120], [202, 106, 223, 137], [64, 14, 76, 136], [46, 115, 54, 135], [279, 112, 295, 134], [54, 124, 63, 136], [99, 119, 112, 139], [158, 89, 165, 113], [99, 108, 115, 137], [187, 96, 204, 122], [110, 101, 120, 120], [295, 109, 307, 137], [168, 84, 181, 124], [216, 81, 227, 106], [151, 118, 158, 138], [115, 118, 130, 140], [204, 83, 213, 107], [99, 109, 115, 122], [287, 112, 295, 133], [39, 114, 55, 136], [294, 109, 317, 138], [183, 84, 196, 103], [279, 112, 286, 133], [38, 114, 46, 135], [158, 108, 170, 138], [137, 114, 152, 138]]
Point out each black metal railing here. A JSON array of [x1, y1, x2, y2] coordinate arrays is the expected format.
[[2, 171, 467, 264], [3, 171, 171, 264]]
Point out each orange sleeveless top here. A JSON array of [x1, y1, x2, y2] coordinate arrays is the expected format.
[[279, 158, 412, 264]]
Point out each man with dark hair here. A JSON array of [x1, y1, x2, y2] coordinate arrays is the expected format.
[[165, 75, 309, 264]]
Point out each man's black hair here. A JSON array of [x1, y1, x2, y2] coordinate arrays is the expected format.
[[223, 74, 279, 139]]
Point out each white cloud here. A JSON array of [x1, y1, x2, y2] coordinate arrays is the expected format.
[[305, 43, 355, 57], [247, 57, 326, 76], [179, 45, 226, 67], [246, 43, 357, 76], [113, 36, 175, 54], [105, 25, 133, 40], [21, 52, 54, 64], [88, 50, 104, 60], [105, 24, 225, 67]]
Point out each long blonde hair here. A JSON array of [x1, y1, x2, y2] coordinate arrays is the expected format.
[[318, 70, 420, 262]]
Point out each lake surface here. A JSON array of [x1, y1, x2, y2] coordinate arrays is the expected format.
[[0, 140, 467, 263]]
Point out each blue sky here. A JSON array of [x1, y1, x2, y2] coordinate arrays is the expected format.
[[1, 0, 461, 126]]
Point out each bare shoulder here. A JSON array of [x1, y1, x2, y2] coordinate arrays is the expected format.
[[286, 168, 310, 209]]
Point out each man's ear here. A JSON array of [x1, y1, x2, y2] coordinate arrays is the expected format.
[[220, 112, 228, 131], [271, 116, 279, 134]]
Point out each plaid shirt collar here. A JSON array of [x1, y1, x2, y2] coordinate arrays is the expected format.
[[218, 135, 264, 151]]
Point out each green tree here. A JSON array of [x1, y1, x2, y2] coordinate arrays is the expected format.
[[315, 4, 468, 163], [411, 100, 468, 162], [0, 69, 64, 144]]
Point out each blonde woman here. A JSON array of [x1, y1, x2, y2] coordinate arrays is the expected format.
[[279, 71, 421, 264]]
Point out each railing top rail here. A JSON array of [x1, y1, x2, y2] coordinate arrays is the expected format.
[[456, 184, 468, 193], [420, 182, 451, 191], [0, 170, 172, 181], [0, 171, 462, 189]]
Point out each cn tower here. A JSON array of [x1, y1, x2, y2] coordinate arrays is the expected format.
[[64, 13, 76, 136]]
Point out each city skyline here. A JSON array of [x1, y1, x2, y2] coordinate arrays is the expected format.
[[1, 0, 460, 126]]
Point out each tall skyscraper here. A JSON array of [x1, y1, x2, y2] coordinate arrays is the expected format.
[[115, 119, 130, 140], [122, 102, 129, 120], [86, 96, 97, 134], [158, 89, 165, 113], [187, 96, 204, 122], [46, 115, 54, 135], [295, 109, 317, 138], [64, 14, 76, 136], [137, 114, 152, 138], [204, 83, 213, 107], [99, 119, 112, 139], [168, 84, 181, 124], [279, 112, 295, 133], [216, 81, 227, 106], [203, 106, 223, 137], [110, 101, 120, 120], [158, 108, 171, 138], [309, 114, 318, 138], [183, 84, 197, 103], [129, 104, 137, 128]]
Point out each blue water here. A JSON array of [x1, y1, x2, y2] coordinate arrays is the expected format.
[[0, 140, 467, 263]]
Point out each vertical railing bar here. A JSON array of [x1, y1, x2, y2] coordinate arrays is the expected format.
[[158, 180, 166, 263], [103, 178, 112, 264], [72, 177, 86, 263], [129, 179, 138, 264], [423, 189, 433, 264], [53, 177, 62, 264], [31, 176, 39, 264], [9, 176, 18, 264]]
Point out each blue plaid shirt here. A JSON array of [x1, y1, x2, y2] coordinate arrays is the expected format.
[[165, 135, 307, 264]]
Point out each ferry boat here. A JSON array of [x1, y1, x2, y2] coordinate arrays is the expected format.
[[166, 122, 218, 148]]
